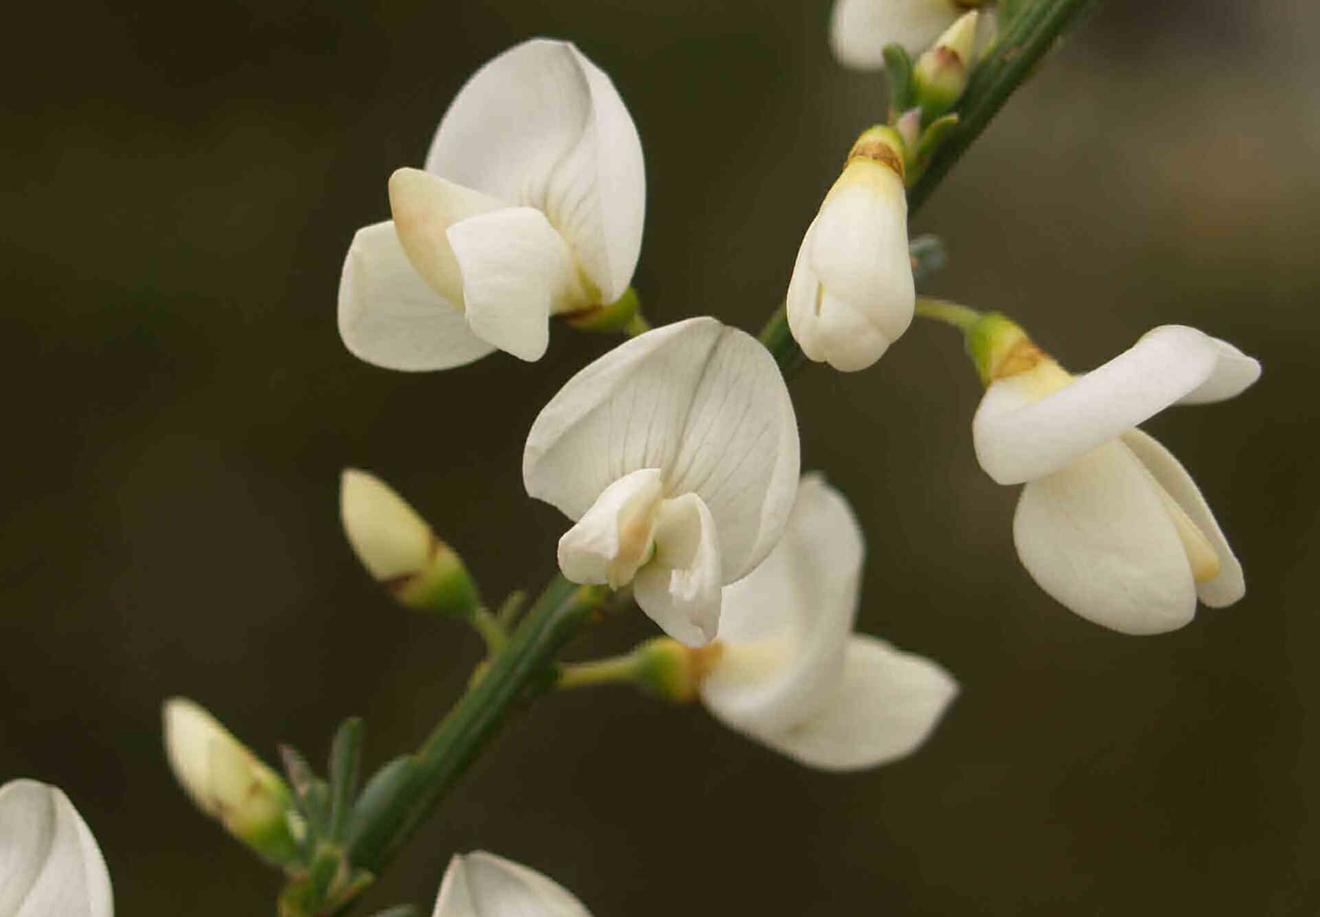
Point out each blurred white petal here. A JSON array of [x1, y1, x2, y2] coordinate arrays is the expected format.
[[448, 207, 585, 362], [0, 780, 113, 917], [634, 492, 723, 646], [1013, 440, 1198, 634], [829, 0, 962, 69], [1122, 430, 1245, 608], [524, 317, 799, 582], [557, 467, 663, 587], [741, 636, 958, 771], [974, 325, 1223, 485], [425, 38, 644, 302], [701, 474, 861, 733], [432, 851, 590, 917], [1177, 337, 1261, 405], [337, 221, 494, 371]]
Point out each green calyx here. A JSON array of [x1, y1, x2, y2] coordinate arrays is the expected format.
[[393, 541, 480, 618], [964, 312, 1032, 385], [563, 287, 647, 335]]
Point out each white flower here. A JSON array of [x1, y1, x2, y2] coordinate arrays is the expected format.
[[524, 317, 800, 646], [698, 474, 957, 771], [787, 130, 914, 372], [339, 38, 646, 369], [431, 851, 590, 917], [830, 0, 991, 71], [162, 698, 300, 864], [0, 779, 113, 917], [972, 323, 1261, 634]]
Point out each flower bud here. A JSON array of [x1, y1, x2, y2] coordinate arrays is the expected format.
[[162, 698, 301, 865], [632, 637, 724, 703], [786, 127, 915, 372], [340, 468, 479, 617], [913, 11, 980, 119]]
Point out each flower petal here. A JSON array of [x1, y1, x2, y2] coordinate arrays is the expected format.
[[432, 851, 591, 917], [1013, 440, 1198, 634], [829, 0, 961, 69], [1177, 337, 1261, 405], [1122, 430, 1245, 608], [974, 325, 1222, 485], [701, 474, 861, 733], [425, 39, 645, 303], [557, 467, 663, 588], [388, 168, 504, 305], [337, 221, 495, 371], [634, 492, 723, 646], [733, 636, 957, 771], [524, 317, 800, 581], [0, 780, 113, 917], [448, 207, 585, 362], [787, 166, 914, 372]]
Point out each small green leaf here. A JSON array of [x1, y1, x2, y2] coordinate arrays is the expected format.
[[346, 755, 419, 860], [327, 717, 365, 843], [882, 44, 915, 118]]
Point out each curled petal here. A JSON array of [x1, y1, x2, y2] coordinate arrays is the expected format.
[[829, 0, 962, 70], [1013, 440, 1198, 634], [524, 317, 799, 582], [974, 325, 1224, 485], [337, 221, 494, 371], [787, 165, 914, 372], [389, 168, 504, 305], [634, 492, 723, 646], [448, 207, 585, 362], [1122, 430, 1245, 608], [732, 636, 958, 772], [1177, 337, 1261, 405], [0, 780, 113, 917], [432, 851, 591, 917], [557, 468, 663, 588], [425, 39, 645, 303], [701, 474, 862, 733]]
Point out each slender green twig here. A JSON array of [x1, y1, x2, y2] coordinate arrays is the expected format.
[[469, 608, 508, 656], [556, 654, 641, 691], [914, 297, 982, 331]]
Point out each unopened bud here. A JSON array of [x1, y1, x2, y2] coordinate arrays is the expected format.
[[913, 11, 980, 119], [163, 698, 301, 865], [633, 637, 724, 703], [340, 468, 479, 617]]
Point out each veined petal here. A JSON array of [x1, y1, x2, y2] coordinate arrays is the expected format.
[[829, 0, 962, 70], [524, 317, 800, 581], [634, 492, 723, 646], [1013, 440, 1198, 634], [974, 325, 1223, 485], [1122, 430, 1246, 608], [557, 467, 664, 588], [701, 474, 861, 733], [787, 166, 914, 372], [448, 207, 586, 362], [0, 780, 113, 917], [431, 851, 591, 917], [337, 221, 495, 371], [1177, 337, 1261, 405], [738, 636, 957, 772], [425, 39, 645, 303]]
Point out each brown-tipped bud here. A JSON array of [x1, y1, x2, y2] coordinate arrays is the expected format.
[[340, 469, 479, 617], [913, 11, 980, 119], [847, 125, 907, 181]]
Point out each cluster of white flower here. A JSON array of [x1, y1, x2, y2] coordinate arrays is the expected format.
[[1, 5, 1261, 914]]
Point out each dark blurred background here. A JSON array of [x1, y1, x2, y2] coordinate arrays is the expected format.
[[3, 0, 1317, 913]]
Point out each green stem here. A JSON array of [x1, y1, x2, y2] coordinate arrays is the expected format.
[[914, 297, 982, 331], [624, 312, 652, 337], [336, 577, 607, 892], [469, 608, 507, 655], [556, 654, 642, 691], [758, 0, 1099, 375]]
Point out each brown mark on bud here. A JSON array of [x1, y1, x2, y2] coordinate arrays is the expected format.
[[848, 137, 905, 180], [992, 336, 1047, 381]]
